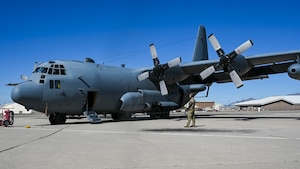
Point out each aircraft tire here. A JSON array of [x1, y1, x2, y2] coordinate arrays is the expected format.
[[56, 114, 66, 124], [150, 113, 160, 119], [111, 113, 121, 121], [49, 114, 56, 125], [161, 111, 170, 118], [111, 112, 132, 121], [150, 111, 170, 119], [49, 113, 67, 125]]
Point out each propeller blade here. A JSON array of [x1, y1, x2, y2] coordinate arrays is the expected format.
[[229, 70, 243, 88], [159, 80, 168, 95], [235, 40, 253, 55], [167, 57, 181, 68], [228, 40, 253, 59], [137, 71, 149, 81], [208, 34, 222, 51], [149, 44, 160, 66], [208, 34, 225, 57], [200, 65, 215, 80]]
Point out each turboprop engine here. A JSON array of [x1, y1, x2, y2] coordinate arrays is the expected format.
[[120, 84, 207, 112], [120, 89, 176, 112], [288, 64, 300, 80]]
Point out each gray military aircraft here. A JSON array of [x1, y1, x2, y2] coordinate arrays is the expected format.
[[9, 25, 300, 124]]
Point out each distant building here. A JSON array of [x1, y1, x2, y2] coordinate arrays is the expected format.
[[0, 102, 33, 114], [196, 101, 214, 110], [233, 96, 300, 111], [195, 101, 223, 111]]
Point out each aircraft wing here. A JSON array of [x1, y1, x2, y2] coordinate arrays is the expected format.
[[180, 50, 300, 84]]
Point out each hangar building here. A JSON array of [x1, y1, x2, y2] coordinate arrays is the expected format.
[[1, 102, 33, 114], [233, 95, 300, 111]]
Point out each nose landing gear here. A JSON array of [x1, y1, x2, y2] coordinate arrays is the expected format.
[[49, 113, 66, 125]]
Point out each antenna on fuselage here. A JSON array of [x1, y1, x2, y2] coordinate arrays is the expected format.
[[84, 58, 95, 63]]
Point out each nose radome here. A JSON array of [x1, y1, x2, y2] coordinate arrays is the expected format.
[[11, 82, 43, 109]]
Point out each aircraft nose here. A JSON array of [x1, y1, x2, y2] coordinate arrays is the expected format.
[[11, 82, 43, 109]]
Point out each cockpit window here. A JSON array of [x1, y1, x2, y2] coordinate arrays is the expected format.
[[33, 67, 48, 73], [48, 68, 53, 74], [34, 64, 66, 75], [41, 67, 48, 73], [52, 64, 66, 75], [53, 69, 59, 75], [60, 69, 66, 75]]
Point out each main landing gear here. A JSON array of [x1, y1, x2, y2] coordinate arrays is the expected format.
[[149, 111, 170, 119], [49, 113, 66, 125]]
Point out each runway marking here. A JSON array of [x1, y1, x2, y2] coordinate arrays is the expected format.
[[0, 126, 68, 154], [15, 127, 300, 141], [73, 129, 300, 140], [8, 127, 300, 141]]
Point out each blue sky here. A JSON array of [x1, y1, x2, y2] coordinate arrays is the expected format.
[[1, 0, 300, 105]]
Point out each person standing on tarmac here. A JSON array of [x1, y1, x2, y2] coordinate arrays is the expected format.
[[185, 93, 196, 127]]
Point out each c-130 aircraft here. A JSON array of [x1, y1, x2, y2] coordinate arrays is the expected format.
[[9, 25, 300, 124]]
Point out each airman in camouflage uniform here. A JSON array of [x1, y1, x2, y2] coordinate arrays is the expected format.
[[185, 93, 196, 127]]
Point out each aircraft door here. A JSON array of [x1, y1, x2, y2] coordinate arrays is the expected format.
[[85, 91, 97, 111]]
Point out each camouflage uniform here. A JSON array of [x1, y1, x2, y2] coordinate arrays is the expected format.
[[185, 96, 196, 127]]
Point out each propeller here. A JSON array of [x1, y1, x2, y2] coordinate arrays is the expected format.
[[137, 44, 181, 95], [200, 34, 253, 88]]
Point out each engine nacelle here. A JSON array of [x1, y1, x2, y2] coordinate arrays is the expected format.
[[231, 55, 252, 75], [120, 91, 145, 112], [164, 66, 189, 84], [288, 64, 300, 80], [120, 90, 168, 112]]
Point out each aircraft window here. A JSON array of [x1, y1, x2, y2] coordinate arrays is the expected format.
[[40, 67, 48, 73], [55, 80, 61, 89], [39, 79, 44, 84], [47, 65, 66, 75], [53, 69, 59, 75], [48, 68, 53, 74], [60, 69, 66, 75], [33, 67, 40, 73], [49, 80, 61, 89], [50, 80, 54, 89], [41, 75, 46, 78], [33, 67, 49, 74]]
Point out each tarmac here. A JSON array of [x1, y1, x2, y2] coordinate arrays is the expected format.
[[1, 111, 300, 169]]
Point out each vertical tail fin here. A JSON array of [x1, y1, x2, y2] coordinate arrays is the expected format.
[[192, 25, 208, 61]]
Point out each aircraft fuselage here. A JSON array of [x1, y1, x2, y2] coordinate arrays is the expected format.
[[11, 59, 190, 116]]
